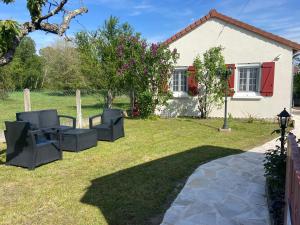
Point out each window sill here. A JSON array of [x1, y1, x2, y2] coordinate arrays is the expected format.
[[172, 92, 189, 98], [232, 93, 263, 100]]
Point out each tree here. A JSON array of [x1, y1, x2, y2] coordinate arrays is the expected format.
[[75, 16, 134, 108], [40, 40, 87, 90], [0, 0, 88, 66], [0, 36, 43, 90], [193, 46, 227, 118]]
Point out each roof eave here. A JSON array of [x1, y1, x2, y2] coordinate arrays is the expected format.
[[164, 9, 300, 52]]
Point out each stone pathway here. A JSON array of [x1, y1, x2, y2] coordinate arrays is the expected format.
[[161, 112, 300, 225]]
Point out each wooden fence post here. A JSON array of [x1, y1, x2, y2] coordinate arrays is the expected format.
[[76, 89, 82, 128], [23, 89, 31, 112]]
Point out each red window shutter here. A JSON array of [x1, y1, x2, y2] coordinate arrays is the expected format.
[[187, 66, 198, 96], [226, 64, 235, 96], [261, 62, 275, 96]]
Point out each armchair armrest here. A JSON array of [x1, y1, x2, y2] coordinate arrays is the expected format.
[[58, 115, 76, 128], [27, 129, 44, 148], [89, 114, 102, 128], [110, 116, 123, 126]]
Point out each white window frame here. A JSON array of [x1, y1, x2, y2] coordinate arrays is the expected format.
[[170, 67, 189, 98], [233, 63, 263, 99]]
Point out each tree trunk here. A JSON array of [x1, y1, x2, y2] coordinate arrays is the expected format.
[[130, 89, 135, 115], [105, 89, 113, 109], [41, 67, 48, 88]]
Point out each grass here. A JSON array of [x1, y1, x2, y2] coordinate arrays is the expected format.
[[0, 118, 277, 225], [0, 91, 130, 130]]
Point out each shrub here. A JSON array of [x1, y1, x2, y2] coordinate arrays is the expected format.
[[264, 144, 286, 225], [0, 89, 9, 100], [246, 114, 254, 123], [137, 90, 154, 118]]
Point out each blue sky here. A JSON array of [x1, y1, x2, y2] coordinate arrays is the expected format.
[[1, 0, 299, 51]]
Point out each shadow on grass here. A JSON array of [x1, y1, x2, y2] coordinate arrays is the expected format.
[[81, 145, 243, 225]]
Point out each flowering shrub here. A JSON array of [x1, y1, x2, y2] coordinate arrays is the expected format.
[[116, 35, 179, 117]]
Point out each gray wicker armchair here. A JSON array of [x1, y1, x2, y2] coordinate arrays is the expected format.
[[89, 109, 125, 141], [4, 121, 62, 170]]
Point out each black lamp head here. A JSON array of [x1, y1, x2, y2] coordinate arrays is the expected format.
[[277, 108, 291, 128]]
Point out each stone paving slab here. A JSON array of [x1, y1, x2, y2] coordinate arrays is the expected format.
[[161, 138, 278, 225]]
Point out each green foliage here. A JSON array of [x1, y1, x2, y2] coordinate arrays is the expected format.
[[40, 40, 87, 90], [193, 46, 227, 118], [27, 0, 45, 21], [264, 146, 286, 194], [293, 72, 300, 96], [264, 145, 286, 224], [137, 90, 154, 118], [0, 0, 15, 4], [0, 37, 43, 90], [0, 20, 20, 56], [75, 16, 131, 107]]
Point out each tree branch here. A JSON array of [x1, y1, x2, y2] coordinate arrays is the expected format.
[[0, 1, 88, 66], [59, 7, 88, 35], [38, 0, 68, 22], [0, 36, 22, 66]]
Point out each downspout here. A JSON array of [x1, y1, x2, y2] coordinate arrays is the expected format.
[[291, 51, 300, 111]]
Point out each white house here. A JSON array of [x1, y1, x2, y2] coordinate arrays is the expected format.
[[156, 9, 300, 119]]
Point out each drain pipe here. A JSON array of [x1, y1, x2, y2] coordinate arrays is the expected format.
[[292, 51, 300, 110]]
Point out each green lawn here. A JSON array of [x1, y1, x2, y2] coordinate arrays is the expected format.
[[0, 91, 130, 130], [0, 118, 277, 225]]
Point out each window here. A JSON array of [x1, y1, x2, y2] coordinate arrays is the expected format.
[[170, 68, 187, 92], [237, 66, 260, 93]]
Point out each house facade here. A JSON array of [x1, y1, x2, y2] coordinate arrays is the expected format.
[[156, 9, 300, 119]]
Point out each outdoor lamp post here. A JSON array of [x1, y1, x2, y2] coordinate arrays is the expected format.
[[277, 108, 291, 154], [219, 67, 232, 131]]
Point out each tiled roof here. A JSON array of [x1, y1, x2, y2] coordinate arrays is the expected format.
[[164, 9, 300, 51]]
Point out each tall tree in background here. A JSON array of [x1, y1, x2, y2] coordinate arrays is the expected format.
[[0, 0, 87, 66], [0, 37, 43, 90], [40, 40, 86, 90], [117, 37, 178, 117], [76, 16, 134, 108], [193, 46, 227, 118]]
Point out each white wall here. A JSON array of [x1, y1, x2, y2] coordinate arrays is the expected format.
[[157, 18, 293, 119]]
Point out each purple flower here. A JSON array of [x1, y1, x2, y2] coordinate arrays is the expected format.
[[117, 45, 124, 57], [117, 68, 124, 76], [151, 43, 159, 56], [130, 59, 136, 65], [144, 68, 148, 75], [123, 63, 129, 70], [141, 41, 147, 49]]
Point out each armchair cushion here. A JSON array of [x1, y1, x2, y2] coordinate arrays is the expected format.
[[39, 110, 59, 128], [102, 109, 123, 125], [16, 111, 40, 130]]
